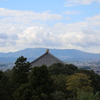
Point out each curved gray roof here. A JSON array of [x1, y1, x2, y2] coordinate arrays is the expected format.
[[31, 51, 66, 67]]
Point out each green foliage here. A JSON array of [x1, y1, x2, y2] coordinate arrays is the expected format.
[[4, 69, 12, 79], [66, 73, 93, 99], [29, 65, 54, 99], [48, 63, 78, 75], [1, 56, 100, 100], [13, 84, 31, 100], [48, 63, 65, 75], [67, 64, 78, 71], [9, 56, 31, 100], [51, 91, 66, 100], [51, 74, 68, 100], [0, 71, 10, 100], [11, 56, 30, 89], [51, 74, 67, 92], [77, 90, 100, 100], [76, 69, 100, 92], [13, 65, 54, 100]]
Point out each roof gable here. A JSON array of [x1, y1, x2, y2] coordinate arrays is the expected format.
[[31, 52, 65, 67]]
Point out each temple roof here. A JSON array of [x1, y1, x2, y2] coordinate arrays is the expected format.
[[31, 49, 66, 67]]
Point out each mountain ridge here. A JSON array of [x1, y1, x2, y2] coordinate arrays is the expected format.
[[0, 48, 100, 63]]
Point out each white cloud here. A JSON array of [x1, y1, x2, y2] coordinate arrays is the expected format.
[[63, 10, 81, 15], [86, 14, 100, 28], [86, 14, 100, 20], [0, 19, 100, 53], [65, 0, 100, 6], [0, 8, 62, 22], [0, 8, 100, 53], [18, 26, 60, 48], [16, 17, 100, 53], [0, 33, 8, 39]]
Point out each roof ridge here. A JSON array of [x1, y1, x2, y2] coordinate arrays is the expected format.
[[31, 52, 66, 67], [47, 52, 65, 64], [31, 52, 48, 64]]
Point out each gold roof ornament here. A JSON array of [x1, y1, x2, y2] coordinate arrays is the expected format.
[[46, 49, 49, 53], [31, 48, 66, 67]]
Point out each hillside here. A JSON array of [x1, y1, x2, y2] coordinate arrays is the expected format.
[[0, 48, 100, 63]]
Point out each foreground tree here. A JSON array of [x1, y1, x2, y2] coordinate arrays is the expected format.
[[29, 65, 54, 100], [48, 63, 78, 75], [76, 69, 100, 92], [51, 74, 67, 100], [76, 90, 100, 100], [66, 73, 93, 99], [0, 71, 10, 100], [11, 56, 30, 91], [13, 65, 54, 100], [13, 83, 31, 100]]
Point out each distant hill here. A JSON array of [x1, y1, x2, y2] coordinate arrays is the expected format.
[[0, 48, 100, 63]]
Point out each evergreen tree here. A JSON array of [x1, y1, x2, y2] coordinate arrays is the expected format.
[[13, 65, 54, 100], [11, 56, 30, 91], [48, 63, 78, 75], [29, 65, 54, 100], [0, 71, 10, 100]]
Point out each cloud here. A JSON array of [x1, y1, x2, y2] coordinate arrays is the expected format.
[[63, 10, 81, 15], [86, 14, 100, 28], [86, 14, 100, 20], [15, 18, 100, 53], [0, 33, 8, 39], [0, 8, 100, 53], [18, 26, 60, 48], [0, 39, 16, 47], [0, 28, 19, 47], [0, 8, 62, 22], [64, 0, 100, 6], [0, 20, 100, 53]]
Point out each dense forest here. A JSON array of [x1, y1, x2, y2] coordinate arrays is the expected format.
[[0, 56, 100, 100]]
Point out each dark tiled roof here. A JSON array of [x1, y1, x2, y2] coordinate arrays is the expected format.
[[31, 52, 66, 67]]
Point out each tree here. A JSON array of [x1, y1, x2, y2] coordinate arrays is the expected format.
[[48, 63, 65, 75], [76, 69, 100, 92], [65, 64, 78, 75], [66, 73, 93, 99], [51, 74, 68, 100], [0, 71, 10, 100], [11, 56, 30, 91], [13, 83, 31, 100], [51, 74, 67, 93], [13, 65, 54, 100], [28, 65, 54, 100], [51, 91, 66, 100], [67, 64, 78, 72], [48, 63, 78, 75], [77, 90, 100, 100]]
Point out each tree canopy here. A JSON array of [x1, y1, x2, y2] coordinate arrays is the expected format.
[[66, 73, 93, 99], [0, 56, 100, 100]]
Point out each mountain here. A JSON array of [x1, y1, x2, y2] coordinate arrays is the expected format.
[[0, 48, 100, 63]]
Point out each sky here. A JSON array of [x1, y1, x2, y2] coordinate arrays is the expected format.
[[0, 0, 100, 53]]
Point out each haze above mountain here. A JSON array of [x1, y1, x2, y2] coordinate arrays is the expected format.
[[0, 48, 100, 63]]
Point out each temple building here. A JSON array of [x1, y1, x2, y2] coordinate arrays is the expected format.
[[31, 49, 66, 67]]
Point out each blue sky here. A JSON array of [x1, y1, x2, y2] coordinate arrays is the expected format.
[[0, 0, 100, 53]]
